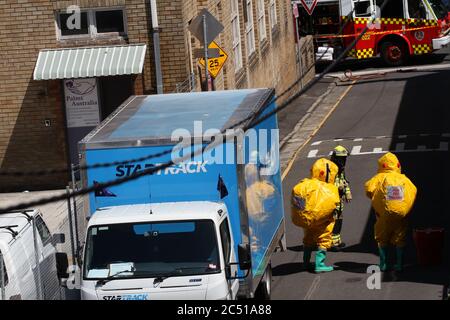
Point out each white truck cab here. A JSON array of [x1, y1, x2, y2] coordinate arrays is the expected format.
[[0, 209, 67, 300], [81, 202, 243, 300]]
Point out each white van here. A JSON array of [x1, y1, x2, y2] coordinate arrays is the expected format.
[[0, 209, 67, 300]]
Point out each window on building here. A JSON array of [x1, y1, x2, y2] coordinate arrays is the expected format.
[[257, 0, 267, 42], [269, 0, 278, 28], [56, 8, 127, 40], [94, 10, 126, 34], [231, 0, 243, 71], [245, 0, 256, 56], [59, 11, 89, 36]]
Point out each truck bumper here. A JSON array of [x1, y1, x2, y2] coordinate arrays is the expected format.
[[433, 35, 450, 50]]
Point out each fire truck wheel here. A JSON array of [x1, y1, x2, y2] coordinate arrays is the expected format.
[[380, 41, 408, 67]]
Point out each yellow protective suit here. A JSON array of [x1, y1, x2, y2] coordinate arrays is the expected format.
[[291, 158, 340, 249], [365, 152, 417, 247]]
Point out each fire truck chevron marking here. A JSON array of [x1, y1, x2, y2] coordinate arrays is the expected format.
[[412, 44, 432, 55]]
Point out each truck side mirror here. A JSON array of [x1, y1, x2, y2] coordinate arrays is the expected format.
[[238, 244, 251, 270], [52, 233, 66, 246], [56, 252, 69, 279]]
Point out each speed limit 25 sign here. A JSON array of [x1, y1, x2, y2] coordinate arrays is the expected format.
[[199, 41, 228, 78]]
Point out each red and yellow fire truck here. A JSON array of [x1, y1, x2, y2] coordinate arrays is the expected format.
[[312, 0, 450, 66]]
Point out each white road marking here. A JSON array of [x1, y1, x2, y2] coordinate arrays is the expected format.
[[373, 148, 384, 153], [334, 139, 344, 142], [304, 276, 321, 300], [311, 141, 322, 146], [398, 135, 407, 139], [308, 150, 319, 158], [351, 145, 362, 155], [353, 138, 363, 142]]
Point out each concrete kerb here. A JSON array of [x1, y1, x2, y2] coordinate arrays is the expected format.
[[279, 81, 352, 173]]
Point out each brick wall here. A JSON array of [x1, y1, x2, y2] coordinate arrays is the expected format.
[[0, 0, 157, 191], [0, 0, 315, 191]]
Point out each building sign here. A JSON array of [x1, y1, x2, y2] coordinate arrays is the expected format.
[[64, 78, 100, 128], [300, 0, 319, 15]]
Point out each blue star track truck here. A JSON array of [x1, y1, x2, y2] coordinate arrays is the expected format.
[[78, 89, 286, 300]]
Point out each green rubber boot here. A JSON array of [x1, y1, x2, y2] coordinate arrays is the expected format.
[[378, 247, 388, 272], [394, 247, 404, 272], [315, 249, 334, 273], [303, 247, 313, 270]]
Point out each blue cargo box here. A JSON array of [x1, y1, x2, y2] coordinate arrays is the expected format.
[[79, 89, 286, 292]]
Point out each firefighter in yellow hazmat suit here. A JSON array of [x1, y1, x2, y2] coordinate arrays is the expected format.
[[365, 152, 417, 272], [291, 158, 340, 273]]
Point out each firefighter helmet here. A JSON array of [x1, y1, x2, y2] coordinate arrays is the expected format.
[[332, 145, 349, 157]]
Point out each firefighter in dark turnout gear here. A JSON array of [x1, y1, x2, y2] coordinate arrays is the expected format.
[[330, 145, 352, 251]]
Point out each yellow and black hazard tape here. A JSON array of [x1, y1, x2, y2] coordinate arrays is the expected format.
[[341, 16, 439, 26], [314, 25, 438, 39]]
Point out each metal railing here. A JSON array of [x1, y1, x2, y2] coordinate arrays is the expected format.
[[175, 73, 196, 93]]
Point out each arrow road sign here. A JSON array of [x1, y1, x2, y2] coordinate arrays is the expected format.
[[193, 48, 220, 59], [198, 41, 228, 78]]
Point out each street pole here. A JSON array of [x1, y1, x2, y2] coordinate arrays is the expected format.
[[70, 164, 80, 265], [203, 14, 210, 91], [150, 0, 163, 94]]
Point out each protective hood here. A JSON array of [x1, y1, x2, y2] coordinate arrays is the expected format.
[[311, 158, 338, 183], [377, 152, 401, 174]]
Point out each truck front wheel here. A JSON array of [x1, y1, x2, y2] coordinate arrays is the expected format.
[[380, 41, 408, 67], [255, 264, 272, 300]]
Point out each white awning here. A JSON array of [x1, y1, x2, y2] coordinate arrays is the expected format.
[[33, 44, 147, 80]]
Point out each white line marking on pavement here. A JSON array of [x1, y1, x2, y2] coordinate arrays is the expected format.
[[354, 138, 363, 142], [373, 148, 384, 153], [395, 143, 405, 152], [376, 136, 387, 139], [398, 135, 407, 139], [311, 141, 322, 146], [351, 145, 362, 155], [419, 133, 430, 137], [308, 150, 319, 158], [304, 276, 321, 300], [334, 139, 343, 142]]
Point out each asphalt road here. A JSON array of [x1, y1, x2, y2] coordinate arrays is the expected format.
[[272, 49, 450, 300]]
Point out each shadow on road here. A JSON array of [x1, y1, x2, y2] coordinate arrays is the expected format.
[[272, 262, 308, 276], [342, 70, 450, 291]]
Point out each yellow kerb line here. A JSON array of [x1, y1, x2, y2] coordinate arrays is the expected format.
[[281, 82, 356, 181]]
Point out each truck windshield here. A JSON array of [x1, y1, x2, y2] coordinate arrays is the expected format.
[[427, 0, 448, 19], [83, 220, 220, 280]]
